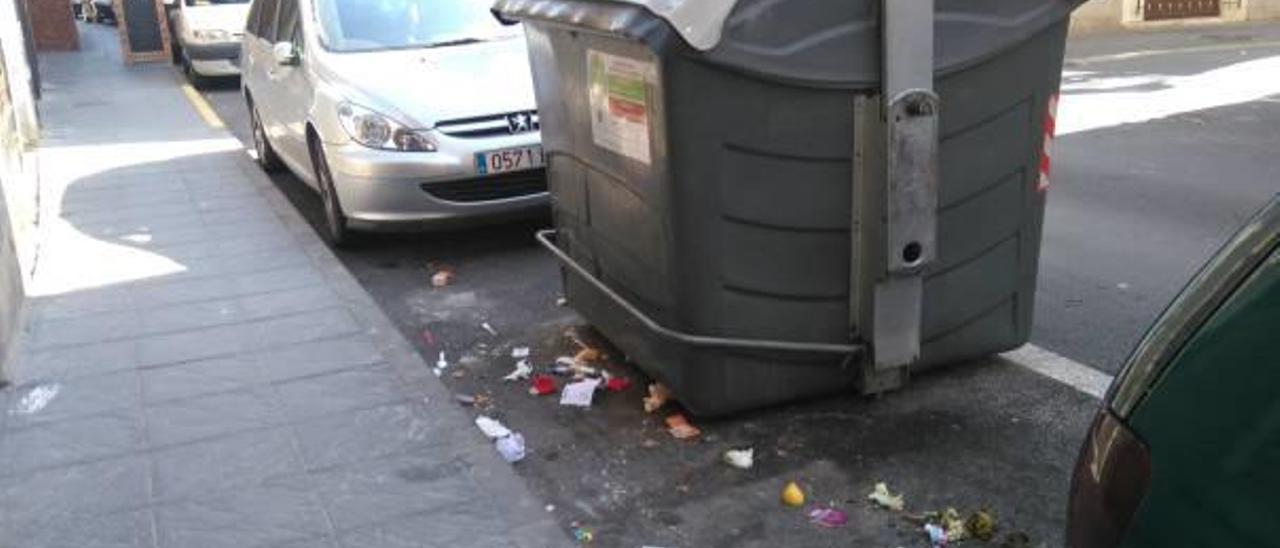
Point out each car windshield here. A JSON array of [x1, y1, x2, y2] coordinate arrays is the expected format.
[[313, 0, 521, 53], [184, 0, 248, 5]]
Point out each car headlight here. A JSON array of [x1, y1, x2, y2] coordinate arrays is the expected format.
[[191, 29, 231, 42], [336, 102, 437, 152]]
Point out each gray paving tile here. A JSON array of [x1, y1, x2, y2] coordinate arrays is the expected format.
[[17, 339, 139, 380], [135, 321, 253, 366], [266, 534, 341, 548], [0, 409, 144, 474], [506, 519, 571, 548], [140, 355, 261, 403], [5, 370, 141, 427], [240, 285, 338, 320], [309, 452, 476, 532], [137, 298, 243, 336], [253, 335, 383, 381], [130, 276, 240, 309], [291, 402, 453, 471], [271, 363, 406, 423], [144, 386, 280, 447], [31, 310, 139, 348], [336, 501, 520, 548], [150, 427, 301, 501], [154, 479, 331, 548], [0, 456, 149, 526], [233, 265, 328, 296], [36, 288, 134, 320], [6, 509, 154, 548]]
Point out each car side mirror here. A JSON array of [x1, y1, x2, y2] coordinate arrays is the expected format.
[[272, 42, 300, 66]]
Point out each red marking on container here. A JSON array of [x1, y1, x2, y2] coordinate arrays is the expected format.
[[1038, 93, 1059, 193]]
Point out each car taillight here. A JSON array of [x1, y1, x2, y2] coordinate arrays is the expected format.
[[1067, 409, 1151, 548]]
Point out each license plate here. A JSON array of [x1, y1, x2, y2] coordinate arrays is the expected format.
[[475, 145, 544, 175]]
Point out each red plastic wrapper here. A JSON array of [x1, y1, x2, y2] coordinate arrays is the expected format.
[[605, 377, 632, 392], [529, 375, 557, 396]]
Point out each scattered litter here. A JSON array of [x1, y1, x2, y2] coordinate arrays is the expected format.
[[555, 356, 576, 367], [545, 504, 556, 513], [781, 481, 805, 507], [503, 359, 533, 382], [455, 394, 477, 406], [551, 364, 576, 376], [999, 532, 1032, 548], [966, 510, 997, 542], [574, 348, 601, 364], [808, 506, 849, 529], [480, 322, 499, 336], [665, 414, 702, 440], [643, 383, 672, 413], [723, 447, 754, 469], [925, 523, 948, 548], [495, 432, 526, 463], [867, 482, 905, 512], [561, 378, 602, 407], [938, 508, 968, 542], [474, 416, 512, 439], [604, 377, 632, 392], [570, 522, 594, 544], [430, 269, 454, 287], [13, 383, 60, 415], [529, 375, 558, 396], [420, 328, 435, 347], [641, 439, 660, 449], [433, 352, 449, 377], [511, 346, 530, 358], [556, 297, 568, 306]]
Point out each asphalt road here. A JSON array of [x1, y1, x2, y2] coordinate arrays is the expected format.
[[192, 24, 1280, 547]]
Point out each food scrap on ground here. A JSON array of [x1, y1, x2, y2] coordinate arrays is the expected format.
[[781, 481, 806, 507], [432, 351, 448, 377], [966, 510, 997, 541], [574, 347, 600, 364], [665, 413, 701, 440], [867, 482, 906, 512], [503, 359, 533, 382], [430, 269, 454, 287], [723, 447, 754, 470], [925, 523, 948, 548], [807, 506, 849, 528], [643, 383, 672, 413], [455, 394, 477, 406]]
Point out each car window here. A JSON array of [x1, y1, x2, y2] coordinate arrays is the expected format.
[[254, 0, 280, 41], [312, 0, 521, 53], [274, 0, 298, 47]]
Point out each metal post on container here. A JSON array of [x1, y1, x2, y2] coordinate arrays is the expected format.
[[854, 0, 939, 392]]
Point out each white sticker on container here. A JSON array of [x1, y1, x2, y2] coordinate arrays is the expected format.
[[586, 49, 656, 165]]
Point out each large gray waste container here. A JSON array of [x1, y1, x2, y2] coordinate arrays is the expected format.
[[498, 0, 1084, 416]]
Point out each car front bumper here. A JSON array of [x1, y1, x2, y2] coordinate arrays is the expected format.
[[325, 137, 550, 228]]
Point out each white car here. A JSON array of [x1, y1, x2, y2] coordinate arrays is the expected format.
[[240, 0, 547, 245], [170, 0, 250, 84]]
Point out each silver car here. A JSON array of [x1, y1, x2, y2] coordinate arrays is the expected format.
[[240, 0, 547, 245]]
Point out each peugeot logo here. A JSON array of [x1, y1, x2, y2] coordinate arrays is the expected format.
[[506, 111, 538, 134]]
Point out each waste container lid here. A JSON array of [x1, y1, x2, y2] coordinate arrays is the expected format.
[[606, 0, 739, 51]]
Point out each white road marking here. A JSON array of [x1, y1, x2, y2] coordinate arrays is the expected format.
[[1066, 40, 1280, 66], [1001, 344, 1114, 399]]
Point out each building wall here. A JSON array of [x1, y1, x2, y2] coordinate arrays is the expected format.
[[1070, 0, 1279, 32], [23, 0, 77, 51], [0, 50, 26, 380], [0, 0, 38, 379]]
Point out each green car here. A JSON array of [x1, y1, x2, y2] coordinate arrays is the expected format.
[[1067, 194, 1280, 547]]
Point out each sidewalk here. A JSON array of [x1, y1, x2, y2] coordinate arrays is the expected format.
[[0, 25, 564, 548]]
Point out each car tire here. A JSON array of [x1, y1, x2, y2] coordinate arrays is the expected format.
[[171, 41, 182, 65], [249, 103, 284, 173], [311, 143, 353, 248], [182, 57, 207, 88]]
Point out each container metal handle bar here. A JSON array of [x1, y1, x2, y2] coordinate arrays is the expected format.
[[536, 229, 866, 356]]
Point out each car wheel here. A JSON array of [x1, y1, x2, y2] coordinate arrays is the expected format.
[[182, 57, 207, 88], [171, 41, 182, 65], [311, 143, 353, 247], [249, 104, 284, 173]]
